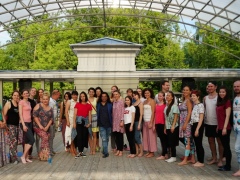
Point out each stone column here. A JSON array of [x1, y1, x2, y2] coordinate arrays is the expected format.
[[0, 80, 2, 105]]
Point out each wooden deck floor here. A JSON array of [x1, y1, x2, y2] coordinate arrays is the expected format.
[[0, 132, 239, 180]]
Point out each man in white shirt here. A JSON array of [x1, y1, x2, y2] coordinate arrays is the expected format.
[[204, 81, 223, 166], [49, 89, 60, 156], [233, 80, 240, 177]]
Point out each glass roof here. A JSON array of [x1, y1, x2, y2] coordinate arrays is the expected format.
[[0, 0, 239, 46]]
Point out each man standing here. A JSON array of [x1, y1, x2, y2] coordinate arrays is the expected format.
[[155, 81, 170, 104], [204, 81, 223, 166], [49, 90, 60, 156], [233, 80, 240, 177]]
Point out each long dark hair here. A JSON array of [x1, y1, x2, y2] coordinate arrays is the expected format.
[[166, 91, 175, 116], [217, 86, 229, 106], [97, 92, 111, 103], [124, 96, 133, 107], [95, 86, 103, 97], [88, 87, 96, 97], [142, 88, 155, 99], [79, 91, 88, 103]]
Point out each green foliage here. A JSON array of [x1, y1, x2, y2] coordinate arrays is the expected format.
[[0, 8, 239, 96]]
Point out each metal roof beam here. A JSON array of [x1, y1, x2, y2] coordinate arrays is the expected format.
[[162, 0, 172, 13]]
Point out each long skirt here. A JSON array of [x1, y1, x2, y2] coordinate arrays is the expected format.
[[142, 122, 157, 152], [0, 128, 8, 167]]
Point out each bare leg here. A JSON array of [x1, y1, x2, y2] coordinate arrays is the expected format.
[[88, 135, 93, 155], [92, 132, 97, 155], [178, 138, 190, 165], [207, 137, 218, 165], [138, 144, 143, 157], [216, 137, 224, 167], [21, 144, 31, 164]]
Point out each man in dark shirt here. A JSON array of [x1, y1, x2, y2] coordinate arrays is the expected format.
[[97, 92, 113, 158]]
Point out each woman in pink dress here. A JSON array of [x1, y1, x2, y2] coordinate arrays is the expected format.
[[142, 88, 157, 158], [112, 90, 125, 156]]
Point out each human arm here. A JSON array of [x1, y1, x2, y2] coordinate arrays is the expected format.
[[85, 108, 92, 128], [43, 109, 53, 132], [19, 101, 28, 132], [59, 102, 63, 126], [182, 99, 192, 131], [138, 102, 143, 130], [130, 107, 135, 132], [171, 113, 179, 133], [33, 104, 44, 130], [222, 102, 231, 135], [65, 100, 70, 127], [195, 113, 204, 137], [73, 108, 77, 129], [148, 99, 156, 129]]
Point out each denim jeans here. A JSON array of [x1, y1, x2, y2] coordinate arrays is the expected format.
[[134, 121, 142, 144], [99, 127, 111, 155], [235, 130, 240, 168]]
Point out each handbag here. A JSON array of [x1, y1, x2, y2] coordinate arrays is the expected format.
[[39, 148, 49, 161]]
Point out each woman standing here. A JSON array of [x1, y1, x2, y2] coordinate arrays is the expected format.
[[33, 92, 53, 160], [216, 86, 232, 171], [190, 90, 205, 167], [3, 90, 20, 164], [65, 91, 78, 155], [142, 88, 157, 158], [112, 90, 125, 156], [95, 86, 103, 152], [19, 89, 35, 164], [178, 86, 195, 165], [155, 91, 167, 160], [0, 104, 7, 167], [88, 87, 98, 155], [124, 96, 136, 158], [133, 91, 143, 157], [73, 91, 92, 158], [164, 91, 180, 163], [97, 92, 113, 158], [59, 92, 71, 149], [110, 85, 119, 152], [37, 89, 44, 103]]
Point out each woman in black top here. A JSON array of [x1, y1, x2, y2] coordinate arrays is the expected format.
[[59, 92, 71, 149], [133, 91, 143, 157], [3, 90, 20, 164]]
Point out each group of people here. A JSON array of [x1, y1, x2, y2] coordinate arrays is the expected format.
[[0, 88, 60, 165], [0, 80, 240, 177]]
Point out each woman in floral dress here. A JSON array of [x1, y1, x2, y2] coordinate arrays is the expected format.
[[178, 85, 195, 165], [33, 92, 53, 160], [0, 104, 8, 167]]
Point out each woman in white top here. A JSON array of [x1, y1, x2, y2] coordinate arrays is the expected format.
[[190, 90, 205, 167], [124, 96, 136, 158], [65, 90, 78, 155], [142, 88, 157, 158]]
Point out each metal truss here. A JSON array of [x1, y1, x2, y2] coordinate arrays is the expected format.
[[0, 0, 239, 55]]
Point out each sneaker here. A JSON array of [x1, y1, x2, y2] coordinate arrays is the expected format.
[[166, 157, 177, 163], [75, 153, 81, 159], [58, 127, 62, 132], [218, 165, 231, 171], [80, 152, 86, 157], [13, 160, 18, 165], [102, 153, 109, 158]]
